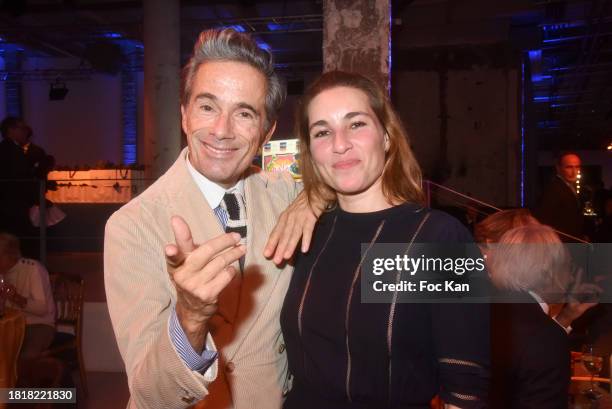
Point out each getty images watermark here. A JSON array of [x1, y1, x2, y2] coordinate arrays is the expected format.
[[371, 252, 486, 293], [360, 243, 611, 304]]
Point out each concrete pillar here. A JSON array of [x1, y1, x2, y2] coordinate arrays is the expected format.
[[323, 0, 391, 91], [143, 0, 181, 178]]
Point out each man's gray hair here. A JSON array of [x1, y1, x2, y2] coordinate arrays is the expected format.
[[489, 224, 571, 296], [181, 28, 286, 132]]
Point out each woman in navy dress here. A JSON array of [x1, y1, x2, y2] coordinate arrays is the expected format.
[[280, 71, 490, 409]]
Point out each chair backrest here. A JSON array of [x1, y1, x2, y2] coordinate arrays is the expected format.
[[0, 309, 26, 388], [49, 273, 84, 330]]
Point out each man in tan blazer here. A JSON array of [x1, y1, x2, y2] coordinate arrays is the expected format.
[[104, 28, 315, 409]]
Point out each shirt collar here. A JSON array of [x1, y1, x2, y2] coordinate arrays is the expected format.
[[556, 174, 577, 195], [10, 138, 26, 151], [528, 290, 550, 315], [185, 149, 244, 209]]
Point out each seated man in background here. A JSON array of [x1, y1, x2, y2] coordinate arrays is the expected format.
[[486, 223, 573, 409], [474, 209, 600, 332], [0, 231, 56, 361]]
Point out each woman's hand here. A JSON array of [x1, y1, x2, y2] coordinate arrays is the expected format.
[[264, 190, 324, 265], [3, 284, 27, 308]]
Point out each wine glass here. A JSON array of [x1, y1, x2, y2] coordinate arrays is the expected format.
[[581, 344, 603, 400], [0, 274, 6, 317]]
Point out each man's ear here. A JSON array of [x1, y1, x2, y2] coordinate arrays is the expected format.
[[262, 121, 277, 146]]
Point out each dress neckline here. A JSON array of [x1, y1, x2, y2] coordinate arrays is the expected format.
[[332, 201, 423, 222]]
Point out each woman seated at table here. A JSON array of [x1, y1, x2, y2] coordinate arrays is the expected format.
[[485, 223, 572, 409], [0, 231, 55, 362], [280, 71, 489, 409]]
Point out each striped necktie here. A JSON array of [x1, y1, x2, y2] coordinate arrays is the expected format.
[[220, 191, 247, 245]]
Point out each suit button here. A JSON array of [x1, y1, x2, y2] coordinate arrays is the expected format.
[[226, 361, 235, 373], [181, 396, 195, 404], [278, 343, 285, 354]]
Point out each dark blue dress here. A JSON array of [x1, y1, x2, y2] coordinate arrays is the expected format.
[[281, 203, 490, 409]]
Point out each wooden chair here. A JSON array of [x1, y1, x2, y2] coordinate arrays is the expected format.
[[44, 273, 87, 398], [0, 309, 26, 391], [430, 396, 444, 409]]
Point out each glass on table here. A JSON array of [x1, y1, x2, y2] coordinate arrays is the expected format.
[[582, 344, 604, 400], [0, 274, 6, 317]]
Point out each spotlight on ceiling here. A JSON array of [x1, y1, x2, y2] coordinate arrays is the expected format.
[[49, 79, 69, 101]]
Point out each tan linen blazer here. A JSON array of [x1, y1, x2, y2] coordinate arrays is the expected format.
[[104, 149, 299, 409]]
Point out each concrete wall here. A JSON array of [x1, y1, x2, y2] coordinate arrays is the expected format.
[[394, 0, 535, 48], [391, 0, 529, 208], [394, 67, 520, 208], [0, 57, 129, 167], [22, 58, 123, 166]]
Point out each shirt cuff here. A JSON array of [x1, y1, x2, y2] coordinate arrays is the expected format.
[[169, 308, 217, 373], [552, 315, 572, 334]]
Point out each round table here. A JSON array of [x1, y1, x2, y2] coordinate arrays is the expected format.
[[0, 308, 26, 389]]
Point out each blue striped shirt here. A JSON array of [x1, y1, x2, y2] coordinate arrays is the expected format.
[[169, 308, 217, 373], [214, 205, 229, 229]]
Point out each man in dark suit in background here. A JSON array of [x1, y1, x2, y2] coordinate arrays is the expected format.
[[489, 224, 572, 409], [491, 292, 571, 409], [535, 152, 585, 242], [0, 117, 54, 258]]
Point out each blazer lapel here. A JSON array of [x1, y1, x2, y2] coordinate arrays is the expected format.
[[224, 171, 285, 361]]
